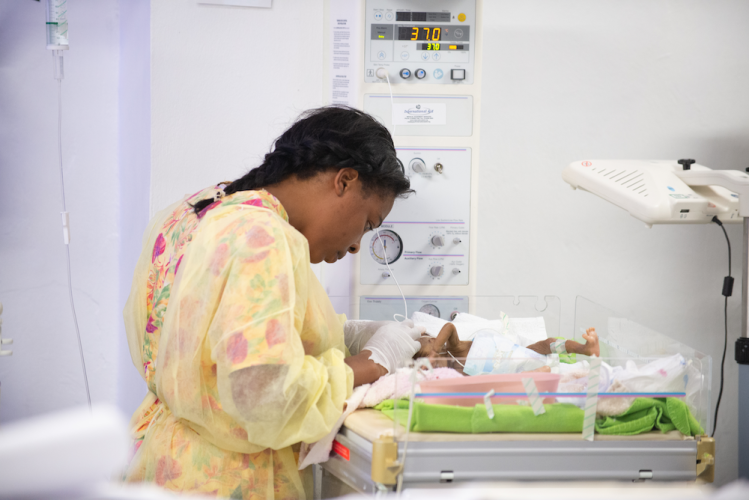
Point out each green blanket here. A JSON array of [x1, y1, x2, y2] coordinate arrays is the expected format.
[[375, 397, 704, 436]]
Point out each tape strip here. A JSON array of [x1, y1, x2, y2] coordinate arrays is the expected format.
[[521, 378, 546, 416], [484, 389, 495, 419], [551, 339, 566, 354], [582, 356, 602, 441]]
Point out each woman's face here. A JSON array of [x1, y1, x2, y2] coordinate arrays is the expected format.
[[306, 169, 396, 264]]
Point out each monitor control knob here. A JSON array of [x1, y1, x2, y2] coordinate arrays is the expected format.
[[399, 68, 412, 79], [431, 235, 445, 247], [430, 265, 444, 277], [415, 68, 426, 79], [410, 158, 427, 173], [452, 268, 461, 275], [453, 237, 462, 244]]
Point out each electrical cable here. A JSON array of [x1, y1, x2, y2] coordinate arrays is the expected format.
[[711, 216, 730, 437], [56, 58, 92, 410]]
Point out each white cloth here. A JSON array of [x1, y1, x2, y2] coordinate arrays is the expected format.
[[411, 311, 510, 341], [613, 353, 688, 394], [556, 355, 690, 412], [411, 311, 548, 346], [297, 385, 369, 469], [463, 330, 547, 375]]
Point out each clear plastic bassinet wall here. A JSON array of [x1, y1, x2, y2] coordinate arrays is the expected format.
[[329, 294, 711, 436], [573, 296, 712, 435]]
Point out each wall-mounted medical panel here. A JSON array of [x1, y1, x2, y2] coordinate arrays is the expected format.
[[361, 147, 471, 285], [364, 0, 477, 84], [364, 94, 473, 136], [360, 296, 468, 321]]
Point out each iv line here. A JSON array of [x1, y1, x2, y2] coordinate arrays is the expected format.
[[55, 50, 92, 410]]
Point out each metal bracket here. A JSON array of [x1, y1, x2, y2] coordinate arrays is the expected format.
[[371, 437, 399, 486], [696, 435, 716, 483]]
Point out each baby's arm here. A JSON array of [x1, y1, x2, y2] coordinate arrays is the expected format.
[[414, 323, 472, 359]]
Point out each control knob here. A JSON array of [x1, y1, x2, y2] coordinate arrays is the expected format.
[[410, 158, 427, 174], [429, 265, 444, 277], [431, 235, 445, 247]]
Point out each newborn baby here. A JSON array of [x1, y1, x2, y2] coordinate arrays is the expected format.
[[415, 323, 600, 373]]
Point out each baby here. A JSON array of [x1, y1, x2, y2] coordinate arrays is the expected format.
[[415, 323, 600, 372]]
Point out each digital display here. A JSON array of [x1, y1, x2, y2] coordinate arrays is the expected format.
[[419, 43, 465, 51], [398, 26, 443, 41]]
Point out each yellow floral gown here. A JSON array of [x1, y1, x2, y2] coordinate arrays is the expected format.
[[123, 187, 353, 499]]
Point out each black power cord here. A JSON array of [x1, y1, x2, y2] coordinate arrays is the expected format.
[[711, 216, 732, 438]]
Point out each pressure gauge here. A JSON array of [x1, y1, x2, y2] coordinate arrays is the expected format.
[[370, 230, 403, 265], [418, 304, 441, 318]]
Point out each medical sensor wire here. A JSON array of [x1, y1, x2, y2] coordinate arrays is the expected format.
[[710, 216, 731, 438], [375, 229, 408, 320]]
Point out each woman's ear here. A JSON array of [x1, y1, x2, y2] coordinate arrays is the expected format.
[[334, 168, 361, 196]]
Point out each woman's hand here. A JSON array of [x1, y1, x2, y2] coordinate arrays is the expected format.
[[343, 320, 389, 355], [362, 320, 424, 374]]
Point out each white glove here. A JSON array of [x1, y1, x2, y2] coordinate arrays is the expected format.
[[362, 320, 425, 374], [344, 320, 389, 355]]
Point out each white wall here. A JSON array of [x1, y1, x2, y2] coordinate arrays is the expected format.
[[479, 0, 749, 485], [0, 0, 150, 423], [150, 0, 325, 215], [118, 0, 152, 416], [0, 1, 122, 420]]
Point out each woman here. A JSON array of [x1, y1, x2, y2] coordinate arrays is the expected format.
[[123, 107, 422, 498]]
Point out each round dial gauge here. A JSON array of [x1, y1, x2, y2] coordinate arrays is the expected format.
[[370, 230, 403, 265], [418, 304, 441, 318]]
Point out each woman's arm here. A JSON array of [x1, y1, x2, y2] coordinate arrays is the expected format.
[[345, 350, 388, 386]]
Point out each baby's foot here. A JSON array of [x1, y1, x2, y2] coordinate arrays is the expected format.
[[581, 328, 600, 357]]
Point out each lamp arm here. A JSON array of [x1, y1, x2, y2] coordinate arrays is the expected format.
[[675, 169, 749, 217]]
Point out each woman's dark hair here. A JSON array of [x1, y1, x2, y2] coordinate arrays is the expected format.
[[192, 106, 412, 215]]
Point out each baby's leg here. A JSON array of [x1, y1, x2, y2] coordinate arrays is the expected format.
[[526, 328, 600, 357], [566, 328, 599, 357]]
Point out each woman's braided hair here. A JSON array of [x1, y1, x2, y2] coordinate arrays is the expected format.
[[191, 106, 412, 215]]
